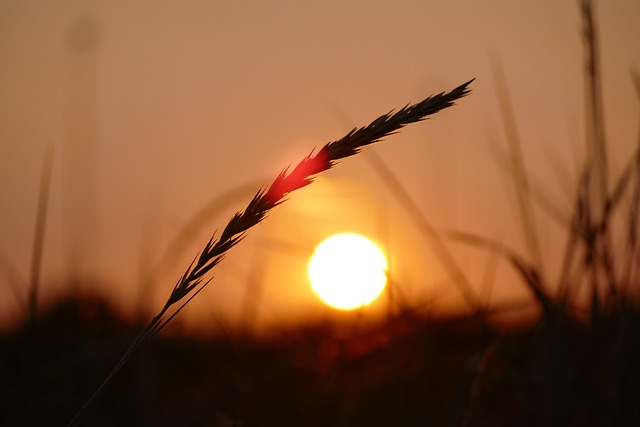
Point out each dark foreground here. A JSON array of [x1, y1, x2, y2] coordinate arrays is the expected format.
[[1, 296, 639, 427]]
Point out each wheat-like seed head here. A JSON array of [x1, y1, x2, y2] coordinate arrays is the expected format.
[[162, 79, 474, 322], [68, 79, 474, 426]]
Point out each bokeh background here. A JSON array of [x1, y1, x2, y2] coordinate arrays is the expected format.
[[1, 0, 639, 333]]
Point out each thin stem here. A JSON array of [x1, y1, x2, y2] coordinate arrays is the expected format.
[[68, 80, 474, 425]]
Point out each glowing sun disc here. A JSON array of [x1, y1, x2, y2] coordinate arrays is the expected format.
[[308, 233, 387, 310]]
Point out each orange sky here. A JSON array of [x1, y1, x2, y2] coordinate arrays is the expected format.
[[1, 0, 639, 332]]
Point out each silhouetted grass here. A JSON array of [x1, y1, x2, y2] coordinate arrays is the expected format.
[[2, 292, 639, 426], [2, 0, 639, 426], [64, 79, 473, 425]]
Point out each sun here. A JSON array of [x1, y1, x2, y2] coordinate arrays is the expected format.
[[308, 233, 388, 310]]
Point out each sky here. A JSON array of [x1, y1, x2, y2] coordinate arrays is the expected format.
[[1, 0, 639, 333]]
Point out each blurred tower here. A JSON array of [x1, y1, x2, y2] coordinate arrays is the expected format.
[[64, 16, 101, 288]]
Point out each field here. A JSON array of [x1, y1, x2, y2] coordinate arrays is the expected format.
[[2, 292, 639, 426], [1, 1, 639, 425]]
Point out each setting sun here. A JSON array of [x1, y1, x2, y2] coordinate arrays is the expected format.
[[308, 233, 388, 310]]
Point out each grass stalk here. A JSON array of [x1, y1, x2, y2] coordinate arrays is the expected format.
[[19, 145, 54, 426], [492, 59, 544, 272], [581, 0, 608, 211], [363, 150, 481, 312], [136, 180, 261, 319], [620, 68, 640, 294], [67, 79, 474, 425], [28, 145, 54, 323]]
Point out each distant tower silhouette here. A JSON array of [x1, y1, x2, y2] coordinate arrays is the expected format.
[[64, 16, 101, 288]]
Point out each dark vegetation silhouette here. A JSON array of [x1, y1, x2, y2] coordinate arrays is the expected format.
[[1, 0, 639, 425]]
